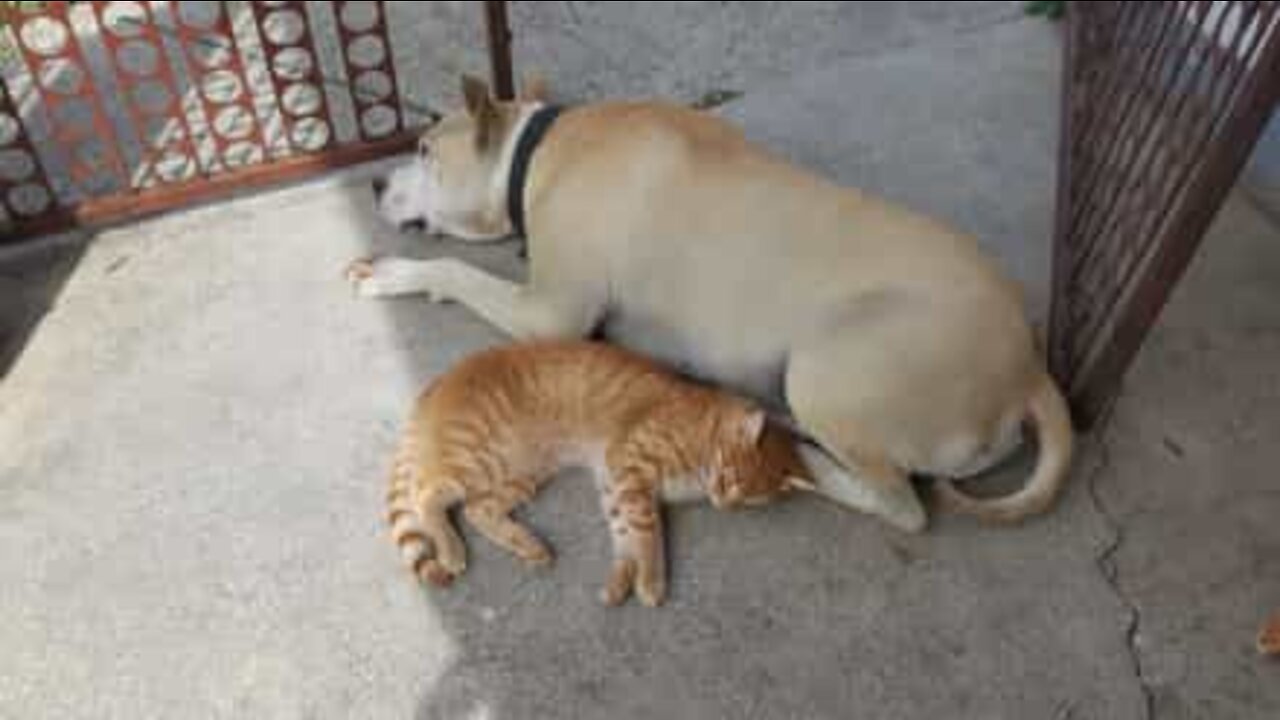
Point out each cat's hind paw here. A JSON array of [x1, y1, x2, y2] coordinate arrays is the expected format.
[[521, 543, 553, 567]]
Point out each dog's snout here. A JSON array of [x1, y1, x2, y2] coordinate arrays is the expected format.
[[371, 177, 388, 200]]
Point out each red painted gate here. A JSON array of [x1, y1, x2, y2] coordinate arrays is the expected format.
[[0, 0, 513, 243]]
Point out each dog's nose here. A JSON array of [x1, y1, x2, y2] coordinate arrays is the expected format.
[[401, 218, 428, 233], [371, 177, 388, 200]]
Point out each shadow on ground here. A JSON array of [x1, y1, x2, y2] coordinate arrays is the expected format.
[[0, 236, 89, 379]]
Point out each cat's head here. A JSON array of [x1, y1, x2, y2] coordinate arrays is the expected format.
[[706, 406, 815, 510]]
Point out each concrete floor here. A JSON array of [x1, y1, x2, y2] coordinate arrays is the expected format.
[[2, 4, 1279, 718]]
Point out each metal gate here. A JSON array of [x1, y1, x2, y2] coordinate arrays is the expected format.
[[1049, 0, 1280, 427], [0, 0, 513, 243]]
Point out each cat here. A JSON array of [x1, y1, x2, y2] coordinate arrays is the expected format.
[[1260, 611, 1280, 656], [382, 340, 814, 607]]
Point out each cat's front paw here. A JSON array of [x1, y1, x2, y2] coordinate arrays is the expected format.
[[601, 557, 636, 607], [635, 574, 666, 607]]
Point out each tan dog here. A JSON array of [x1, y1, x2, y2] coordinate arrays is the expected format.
[[350, 76, 1073, 533]]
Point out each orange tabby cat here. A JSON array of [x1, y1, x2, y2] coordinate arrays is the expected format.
[[1260, 611, 1280, 656], [383, 340, 812, 607]]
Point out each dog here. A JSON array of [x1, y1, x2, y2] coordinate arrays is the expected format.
[[348, 75, 1073, 533]]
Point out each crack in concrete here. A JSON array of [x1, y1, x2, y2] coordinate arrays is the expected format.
[[1085, 410, 1156, 720]]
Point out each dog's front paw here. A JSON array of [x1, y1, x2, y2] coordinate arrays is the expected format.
[[345, 257, 387, 298], [344, 256, 453, 301], [345, 257, 376, 285]]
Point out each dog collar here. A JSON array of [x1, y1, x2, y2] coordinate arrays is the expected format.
[[506, 105, 564, 239]]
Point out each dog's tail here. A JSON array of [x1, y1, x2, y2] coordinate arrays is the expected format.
[[933, 372, 1074, 524]]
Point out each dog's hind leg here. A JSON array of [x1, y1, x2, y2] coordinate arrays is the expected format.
[[784, 335, 928, 533], [792, 431, 927, 533]]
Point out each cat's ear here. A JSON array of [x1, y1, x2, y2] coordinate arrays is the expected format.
[[741, 409, 767, 444]]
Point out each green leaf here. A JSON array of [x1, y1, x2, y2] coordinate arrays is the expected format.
[[1025, 0, 1066, 21]]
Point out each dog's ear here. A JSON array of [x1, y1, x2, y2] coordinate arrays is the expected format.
[[461, 74, 492, 116], [460, 74, 499, 150], [520, 72, 550, 103]]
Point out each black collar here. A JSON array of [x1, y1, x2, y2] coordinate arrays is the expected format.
[[506, 105, 564, 239]]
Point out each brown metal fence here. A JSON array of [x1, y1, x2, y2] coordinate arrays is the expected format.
[[0, 0, 513, 244], [1049, 0, 1280, 427]]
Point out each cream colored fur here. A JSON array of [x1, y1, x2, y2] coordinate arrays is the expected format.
[[352, 76, 1075, 533]]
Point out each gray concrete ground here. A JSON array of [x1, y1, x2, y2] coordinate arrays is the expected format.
[[1090, 191, 1280, 720], [2, 3, 1278, 719], [388, 1, 1023, 109]]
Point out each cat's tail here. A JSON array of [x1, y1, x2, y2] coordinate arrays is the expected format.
[[933, 371, 1074, 524], [385, 403, 459, 587], [381, 456, 437, 586]]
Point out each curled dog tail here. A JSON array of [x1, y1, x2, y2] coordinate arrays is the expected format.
[[934, 372, 1074, 524]]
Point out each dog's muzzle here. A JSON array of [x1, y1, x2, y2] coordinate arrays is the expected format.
[[372, 176, 428, 233]]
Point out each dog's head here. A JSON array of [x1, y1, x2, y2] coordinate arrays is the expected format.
[[372, 75, 548, 240]]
